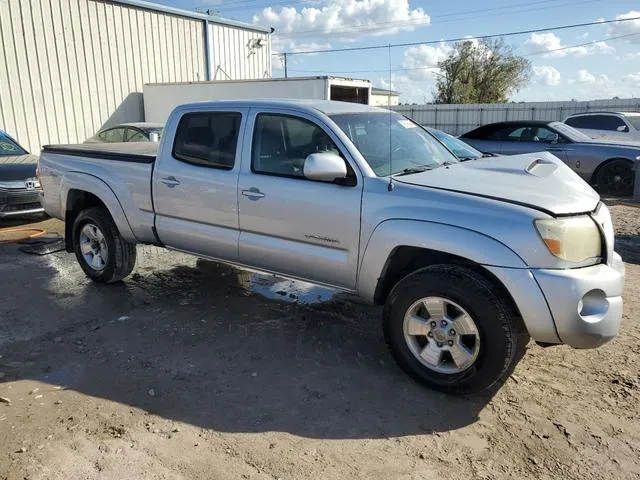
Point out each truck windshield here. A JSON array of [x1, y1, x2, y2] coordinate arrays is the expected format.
[[0, 133, 27, 156], [330, 112, 458, 176]]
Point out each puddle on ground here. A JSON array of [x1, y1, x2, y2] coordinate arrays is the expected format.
[[43, 245, 340, 306], [238, 271, 337, 304], [36, 364, 83, 389]]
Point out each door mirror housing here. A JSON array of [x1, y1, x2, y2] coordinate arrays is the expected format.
[[303, 152, 347, 182], [617, 125, 629, 132], [546, 133, 559, 144]]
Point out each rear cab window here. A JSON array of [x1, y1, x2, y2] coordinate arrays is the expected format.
[[172, 112, 242, 169]]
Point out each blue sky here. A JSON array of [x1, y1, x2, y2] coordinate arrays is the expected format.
[[151, 0, 640, 103]]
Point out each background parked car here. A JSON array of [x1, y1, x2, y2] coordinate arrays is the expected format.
[[426, 127, 487, 161], [564, 112, 640, 143], [84, 122, 163, 144], [459, 120, 640, 197], [0, 130, 44, 218]]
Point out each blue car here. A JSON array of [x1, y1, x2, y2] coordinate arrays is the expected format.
[[0, 130, 44, 218]]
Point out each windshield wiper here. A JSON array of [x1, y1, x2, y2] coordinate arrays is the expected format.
[[394, 166, 437, 176]]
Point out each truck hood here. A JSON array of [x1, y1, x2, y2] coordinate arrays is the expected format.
[[394, 151, 599, 216]]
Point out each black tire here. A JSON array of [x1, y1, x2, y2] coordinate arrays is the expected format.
[[72, 206, 136, 283], [383, 264, 528, 395], [594, 159, 634, 197]]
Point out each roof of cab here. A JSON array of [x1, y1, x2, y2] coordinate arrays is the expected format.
[[175, 99, 389, 116]]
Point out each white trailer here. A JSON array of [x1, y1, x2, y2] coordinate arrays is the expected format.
[[143, 76, 372, 123]]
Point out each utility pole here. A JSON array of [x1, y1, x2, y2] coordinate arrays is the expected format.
[[283, 52, 288, 78]]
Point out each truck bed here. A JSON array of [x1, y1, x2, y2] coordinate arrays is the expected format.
[[39, 141, 158, 245], [42, 142, 157, 163]]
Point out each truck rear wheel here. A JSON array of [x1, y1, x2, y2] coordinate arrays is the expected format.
[[383, 264, 528, 394], [72, 206, 136, 283]]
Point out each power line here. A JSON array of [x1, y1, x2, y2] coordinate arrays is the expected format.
[[274, 0, 598, 39], [284, 32, 640, 74], [274, 15, 640, 56]]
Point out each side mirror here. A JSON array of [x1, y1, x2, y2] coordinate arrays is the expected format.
[[617, 125, 629, 132], [547, 133, 559, 144], [303, 152, 347, 182]]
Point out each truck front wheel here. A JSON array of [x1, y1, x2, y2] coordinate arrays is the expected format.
[[72, 206, 137, 283], [383, 265, 528, 394]]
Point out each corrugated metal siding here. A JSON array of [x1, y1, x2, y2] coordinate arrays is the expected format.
[[393, 98, 640, 136], [209, 23, 271, 81], [0, 0, 205, 153]]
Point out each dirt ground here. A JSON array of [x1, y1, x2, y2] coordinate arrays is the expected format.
[[1, 205, 639, 480]]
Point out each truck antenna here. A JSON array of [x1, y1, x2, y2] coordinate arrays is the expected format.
[[387, 43, 394, 192]]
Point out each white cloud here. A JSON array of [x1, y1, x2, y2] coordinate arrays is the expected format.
[[253, 0, 430, 41], [401, 43, 451, 80], [576, 69, 596, 83], [623, 72, 640, 85], [567, 69, 610, 85], [379, 74, 432, 104], [532, 66, 561, 86], [616, 52, 640, 60], [608, 10, 640, 43], [525, 32, 614, 57]]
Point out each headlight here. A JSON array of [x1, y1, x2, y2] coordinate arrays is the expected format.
[[535, 216, 601, 263]]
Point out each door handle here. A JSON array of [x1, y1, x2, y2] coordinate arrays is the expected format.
[[161, 176, 181, 188], [241, 188, 265, 200], [545, 147, 564, 152]]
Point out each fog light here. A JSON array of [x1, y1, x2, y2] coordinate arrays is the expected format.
[[578, 289, 609, 323]]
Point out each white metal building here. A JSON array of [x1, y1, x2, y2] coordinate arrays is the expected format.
[[370, 88, 399, 107], [0, 0, 271, 153]]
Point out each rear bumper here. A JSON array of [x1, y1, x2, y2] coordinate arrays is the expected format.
[[532, 254, 625, 349], [0, 188, 44, 217]]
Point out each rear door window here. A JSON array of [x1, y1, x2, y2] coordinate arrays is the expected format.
[[172, 112, 242, 169]]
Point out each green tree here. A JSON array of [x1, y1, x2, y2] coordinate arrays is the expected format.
[[434, 38, 531, 104]]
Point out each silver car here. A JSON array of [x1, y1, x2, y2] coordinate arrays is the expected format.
[[460, 120, 640, 196]]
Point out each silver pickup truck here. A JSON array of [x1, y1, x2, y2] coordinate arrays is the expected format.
[[38, 100, 625, 394]]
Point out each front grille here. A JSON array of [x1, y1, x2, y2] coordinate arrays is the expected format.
[[3, 202, 42, 213]]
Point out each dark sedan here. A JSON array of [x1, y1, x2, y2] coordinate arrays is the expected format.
[[0, 130, 44, 217], [460, 120, 640, 196]]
